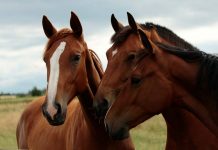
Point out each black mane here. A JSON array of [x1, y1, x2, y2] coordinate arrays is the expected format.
[[156, 42, 202, 62], [111, 22, 199, 52], [143, 23, 199, 51]]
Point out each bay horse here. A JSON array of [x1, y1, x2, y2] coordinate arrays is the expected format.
[[94, 13, 218, 149], [16, 12, 134, 150], [104, 28, 218, 148], [94, 12, 200, 117]]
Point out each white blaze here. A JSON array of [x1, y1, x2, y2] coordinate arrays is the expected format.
[[112, 49, 118, 57], [47, 42, 66, 116]]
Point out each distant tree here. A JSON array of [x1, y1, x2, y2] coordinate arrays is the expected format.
[[0, 92, 11, 96], [29, 86, 42, 96], [16, 93, 27, 97]]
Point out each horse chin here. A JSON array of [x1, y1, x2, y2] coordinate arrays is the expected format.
[[44, 112, 66, 126], [111, 128, 130, 140], [106, 124, 130, 140]]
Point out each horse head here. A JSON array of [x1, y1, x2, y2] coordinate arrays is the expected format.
[[93, 12, 153, 119], [104, 29, 218, 139], [41, 12, 89, 126]]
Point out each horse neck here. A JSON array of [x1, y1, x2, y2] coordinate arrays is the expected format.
[[153, 26, 218, 129], [162, 107, 218, 148], [166, 54, 218, 137], [77, 49, 103, 130], [77, 86, 99, 128]]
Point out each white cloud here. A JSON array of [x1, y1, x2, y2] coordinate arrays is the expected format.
[[0, 25, 46, 93], [0, 43, 46, 93], [1, 0, 218, 93], [176, 22, 218, 45], [86, 27, 113, 69]]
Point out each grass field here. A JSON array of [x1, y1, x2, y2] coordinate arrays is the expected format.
[[0, 96, 166, 149]]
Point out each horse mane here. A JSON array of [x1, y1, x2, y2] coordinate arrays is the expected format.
[[156, 42, 218, 104], [156, 42, 202, 62], [43, 28, 73, 58], [111, 23, 199, 52], [197, 53, 218, 98], [89, 49, 104, 78], [143, 23, 199, 51]]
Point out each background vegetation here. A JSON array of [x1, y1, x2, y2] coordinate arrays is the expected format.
[[0, 95, 166, 149]]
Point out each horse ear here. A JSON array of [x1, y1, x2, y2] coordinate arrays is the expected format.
[[42, 15, 57, 38], [127, 12, 137, 32], [111, 14, 124, 32], [138, 29, 153, 53], [70, 11, 82, 37]]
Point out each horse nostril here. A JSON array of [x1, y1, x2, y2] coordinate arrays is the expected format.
[[102, 98, 109, 109], [53, 102, 66, 125], [94, 98, 109, 119], [98, 98, 109, 116], [41, 103, 53, 122], [54, 102, 62, 114]]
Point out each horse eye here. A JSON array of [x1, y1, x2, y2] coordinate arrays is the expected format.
[[131, 76, 141, 85], [71, 54, 81, 62], [127, 53, 135, 61]]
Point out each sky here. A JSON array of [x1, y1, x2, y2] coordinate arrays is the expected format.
[[0, 0, 218, 93]]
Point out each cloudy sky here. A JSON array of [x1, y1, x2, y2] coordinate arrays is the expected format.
[[1, 0, 218, 93]]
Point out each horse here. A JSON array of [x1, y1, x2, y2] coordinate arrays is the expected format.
[[16, 11, 134, 150], [104, 26, 218, 148], [94, 12, 218, 149], [93, 12, 200, 117]]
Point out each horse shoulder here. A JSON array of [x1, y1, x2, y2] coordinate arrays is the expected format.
[[16, 96, 45, 149]]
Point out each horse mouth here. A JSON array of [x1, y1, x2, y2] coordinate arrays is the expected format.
[[111, 128, 130, 140], [47, 112, 66, 126], [105, 123, 130, 140], [42, 103, 66, 126]]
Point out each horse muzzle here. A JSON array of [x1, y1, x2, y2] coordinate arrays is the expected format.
[[105, 121, 130, 140], [42, 102, 66, 126]]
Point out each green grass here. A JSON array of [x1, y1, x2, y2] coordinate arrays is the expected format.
[[0, 96, 167, 149], [131, 115, 166, 149], [0, 96, 37, 149], [0, 96, 34, 105]]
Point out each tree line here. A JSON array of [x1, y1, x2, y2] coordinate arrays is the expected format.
[[0, 86, 46, 97]]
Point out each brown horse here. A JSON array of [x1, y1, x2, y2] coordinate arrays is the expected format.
[[94, 13, 218, 149], [94, 13, 200, 117], [16, 12, 134, 150], [105, 28, 218, 147]]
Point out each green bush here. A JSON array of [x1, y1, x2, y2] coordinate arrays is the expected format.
[[28, 86, 42, 96]]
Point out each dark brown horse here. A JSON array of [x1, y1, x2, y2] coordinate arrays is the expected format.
[[16, 12, 134, 150], [94, 13, 199, 117], [105, 27, 218, 147], [94, 13, 218, 149]]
